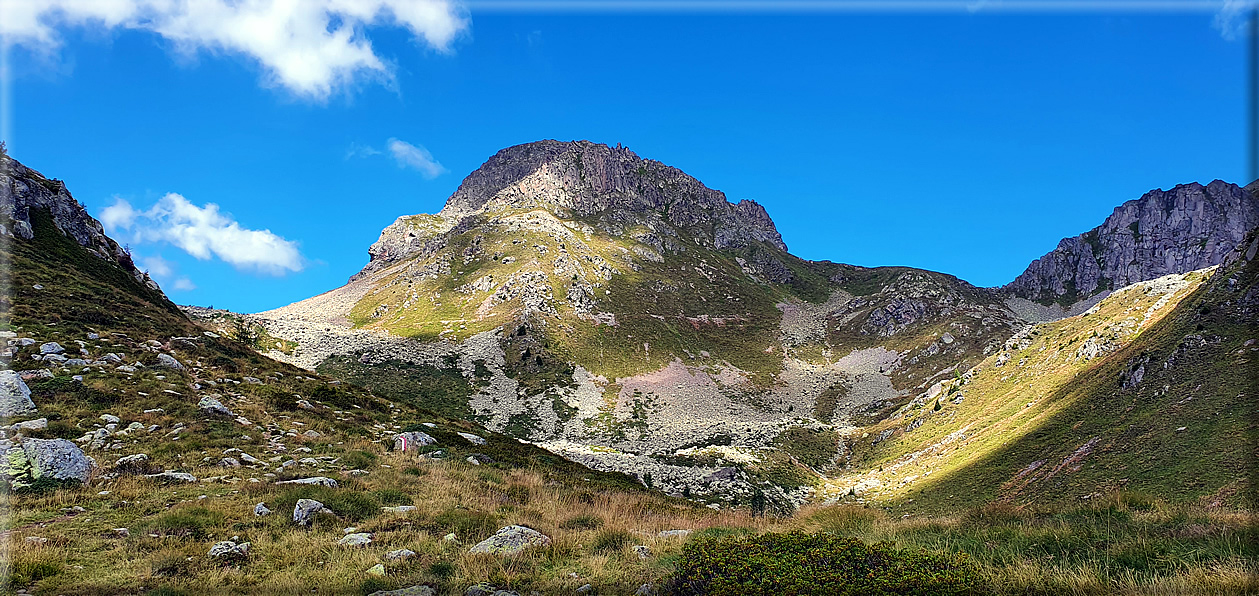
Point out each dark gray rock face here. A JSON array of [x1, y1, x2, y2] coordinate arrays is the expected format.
[[0, 153, 160, 291], [1006, 180, 1259, 304], [358, 140, 786, 278]]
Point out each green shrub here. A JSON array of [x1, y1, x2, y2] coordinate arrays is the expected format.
[[342, 450, 378, 470], [373, 488, 413, 506], [428, 508, 499, 540], [560, 514, 604, 530], [142, 507, 224, 540], [591, 529, 634, 554], [665, 531, 979, 596], [429, 561, 456, 578]]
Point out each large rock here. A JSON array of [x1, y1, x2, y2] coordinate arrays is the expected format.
[[20, 438, 93, 483], [198, 396, 235, 417], [39, 342, 65, 355], [155, 353, 185, 370], [0, 370, 36, 417], [293, 498, 326, 526], [467, 525, 551, 555], [393, 431, 436, 452]]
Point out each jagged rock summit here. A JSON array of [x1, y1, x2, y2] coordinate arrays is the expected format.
[[357, 139, 785, 279], [1005, 179, 1259, 306], [0, 151, 162, 293]]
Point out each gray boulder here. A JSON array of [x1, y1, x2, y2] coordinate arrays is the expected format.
[[393, 431, 436, 452], [384, 548, 417, 561], [10, 418, 47, 432], [155, 353, 185, 370], [198, 396, 235, 417], [0, 370, 36, 417], [293, 498, 325, 526], [467, 525, 551, 555], [39, 342, 64, 354], [254, 502, 272, 517], [113, 453, 154, 475], [21, 438, 93, 483], [338, 532, 373, 547], [207, 540, 250, 561]]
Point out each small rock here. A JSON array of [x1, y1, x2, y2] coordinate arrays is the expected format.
[[25, 536, 48, 544], [365, 563, 386, 576], [302, 429, 321, 438], [384, 548, 417, 561], [368, 585, 436, 596], [657, 530, 691, 539], [114, 453, 154, 475], [368, 586, 436, 596], [457, 432, 486, 446], [338, 532, 373, 547], [632, 545, 651, 560], [254, 502, 272, 517], [634, 584, 655, 596], [467, 525, 551, 555], [465, 584, 497, 596], [382, 505, 416, 513], [577, 584, 593, 594], [1176, 426, 1187, 432], [198, 396, 235, 417], [207, 540, 250, 560], [99, 414, 121, 425], [11, 418, 47, 432], [275, 476, 338, 488], [39, 342, 65, 355], [145, 471, 197, 484], [443, 533, 458, 542]]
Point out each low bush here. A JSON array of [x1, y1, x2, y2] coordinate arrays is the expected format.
[[665, 531, 980, 596]]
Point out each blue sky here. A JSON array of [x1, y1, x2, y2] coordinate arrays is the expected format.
[[1, 2, 1252, 312]]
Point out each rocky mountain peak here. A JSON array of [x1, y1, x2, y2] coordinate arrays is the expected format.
[[1004, 179, 1259, 306], [360, 140, 786, 276], [0, 152, 162, 293]]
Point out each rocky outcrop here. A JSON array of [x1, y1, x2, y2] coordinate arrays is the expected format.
[[1005, 180, 1259, 305], [356, 140, 786, 278], [0, 152, 162, 292], [1, 437, 94, 487]]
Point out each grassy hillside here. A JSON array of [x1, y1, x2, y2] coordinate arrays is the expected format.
[[824, 250, 1257, 513]]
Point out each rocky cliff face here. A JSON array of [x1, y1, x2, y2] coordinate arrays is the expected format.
[[357, 140, 785, 278], [0, 152, 160, 292], [1004, 180, 1259, 306]]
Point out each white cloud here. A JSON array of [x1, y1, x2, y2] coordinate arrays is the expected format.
[[0, 0, 469, 100], [388, 137, 447, 178], [345, 142, 383, 159], [101, 193, 304, 275], [99, 197, 139, 231], [135, 253, 197, 291], [1213, 0, 1255, 40], [140, 254, 174, 278]]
